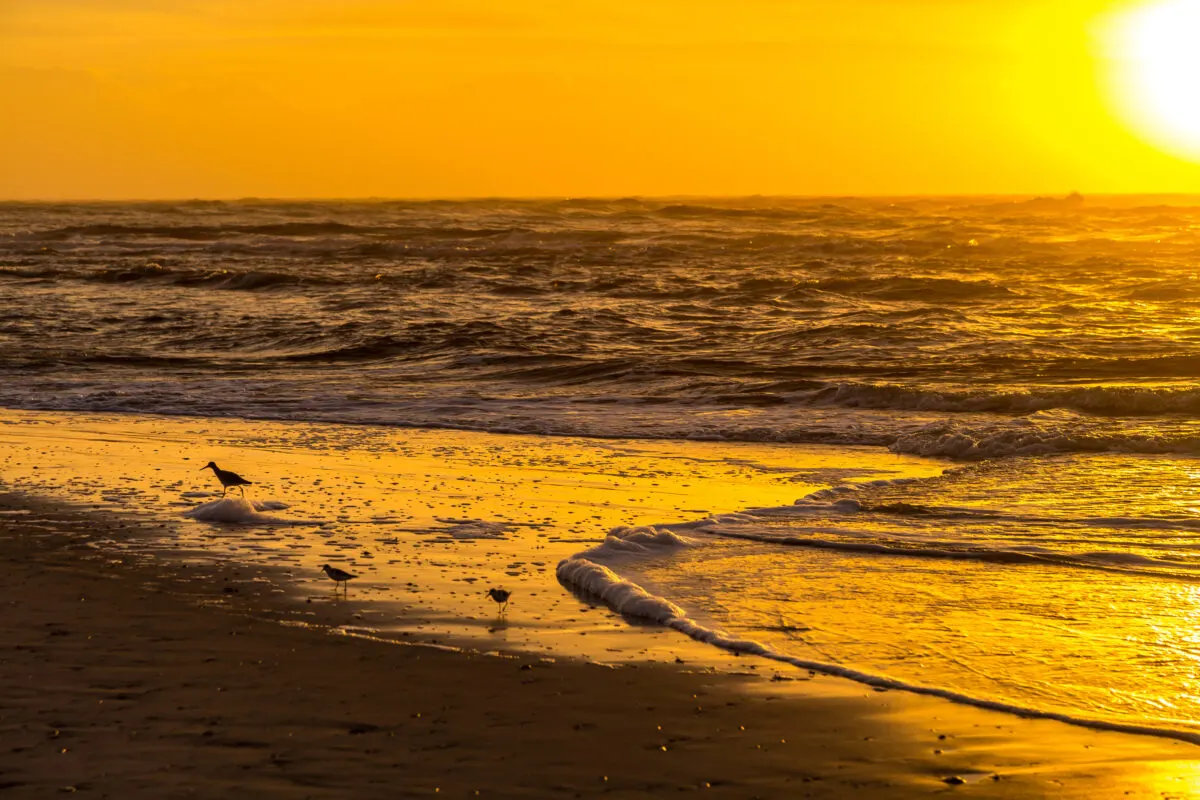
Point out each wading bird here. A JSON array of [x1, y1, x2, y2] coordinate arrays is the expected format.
[[200, 461, 253, 497], [486, 587, 512, 613], [321, 564, 357, 594]]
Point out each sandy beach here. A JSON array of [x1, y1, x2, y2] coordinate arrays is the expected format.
[[0, 409, 946, 664], [1, 411, 1198, 797], [3, 493, 1199, 799], [7, 0, 1200, 788]]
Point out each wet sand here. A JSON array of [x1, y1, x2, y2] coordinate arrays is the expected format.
[[1, 411, 1199, 797], [0, 409, 945, 664], [3, 495, 1199, 799]]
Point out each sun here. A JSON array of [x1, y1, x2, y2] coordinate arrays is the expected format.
[[1099, 0, 1200, 161]]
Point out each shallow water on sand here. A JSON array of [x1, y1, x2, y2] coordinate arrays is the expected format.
[[0, 409, 938, 664], [561, 452, 1200, 741], [12, 409, 1200, 741]]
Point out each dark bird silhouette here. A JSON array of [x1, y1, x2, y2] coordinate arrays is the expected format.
[[321, 564, 357, 594], [486, 587, 512, 612], [200, 461, 253, 497]]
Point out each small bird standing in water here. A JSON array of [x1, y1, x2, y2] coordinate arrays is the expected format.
[[200, 461, 253, 497], [321, 564, 357, 594], [486, 588, 512, 613]]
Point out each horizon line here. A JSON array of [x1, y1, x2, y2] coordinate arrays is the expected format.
[[3, 191, 1200, 204]]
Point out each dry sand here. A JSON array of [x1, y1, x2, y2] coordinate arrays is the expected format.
[[1, 411, 1199, 797]]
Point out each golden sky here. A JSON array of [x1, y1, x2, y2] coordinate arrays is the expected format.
[[2, 0, 1199, 199]]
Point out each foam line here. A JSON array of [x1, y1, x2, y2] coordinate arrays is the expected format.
[[556, 554, 1200, 745], [702, 527, 1200, 581], [793, 485, 1200, 533]]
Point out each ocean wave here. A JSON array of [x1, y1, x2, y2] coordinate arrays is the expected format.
[[128, 223, 591, 242], [0, 352, 206, 370], [805, 381, 1200, 416], [890, 416, 1200, 459], [573, 525, 699, 559], [652, 203, 815, 220], [794, 477, 926, 504], [277, 334, 430, 363], [26, 221, 380, 240], [8, 198, 1200, 459], [0, 262, 344, 291], [555, 550, 1200, 745], [811, 276, 1015, 301], [702, 526, 1200, 580], [792, 485, 1200, 531], [5, 376, 1200, 459]]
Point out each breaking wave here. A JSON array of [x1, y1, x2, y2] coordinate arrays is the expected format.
[[6, 197, 1200, 459]]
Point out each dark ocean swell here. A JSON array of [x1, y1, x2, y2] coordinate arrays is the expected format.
[[4, 196, 1200, 457]]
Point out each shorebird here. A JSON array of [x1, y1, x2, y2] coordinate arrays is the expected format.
[[200, 461, 253, 497], [485, 588, 512, 613], [321, 564, 357, 594]]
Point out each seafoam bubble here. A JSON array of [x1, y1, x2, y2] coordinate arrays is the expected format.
[[183, 497, 313, 525], [571, 526, 696, 560]]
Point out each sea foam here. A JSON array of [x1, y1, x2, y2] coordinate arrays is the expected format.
[[183, 497, 312, 525], [556, 545, 1200, 745]]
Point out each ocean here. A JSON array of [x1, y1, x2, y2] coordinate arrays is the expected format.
[[6, 195, 1200, 740]]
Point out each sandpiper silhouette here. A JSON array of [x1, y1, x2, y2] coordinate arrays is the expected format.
[[200, 461, 253, 497], [486, 587, 512, 612], [321, 564, 357, 594]]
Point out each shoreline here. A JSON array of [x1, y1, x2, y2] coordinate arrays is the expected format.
[[0, 407, 945, 668], [1, 409, 1199, 795], [3, 491, 1198, 798]]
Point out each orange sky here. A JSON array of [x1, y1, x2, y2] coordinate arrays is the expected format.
[[2, 0, 1199, 199]]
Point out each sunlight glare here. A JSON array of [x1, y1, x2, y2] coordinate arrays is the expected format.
[[1101, 0, 1200, 161]]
